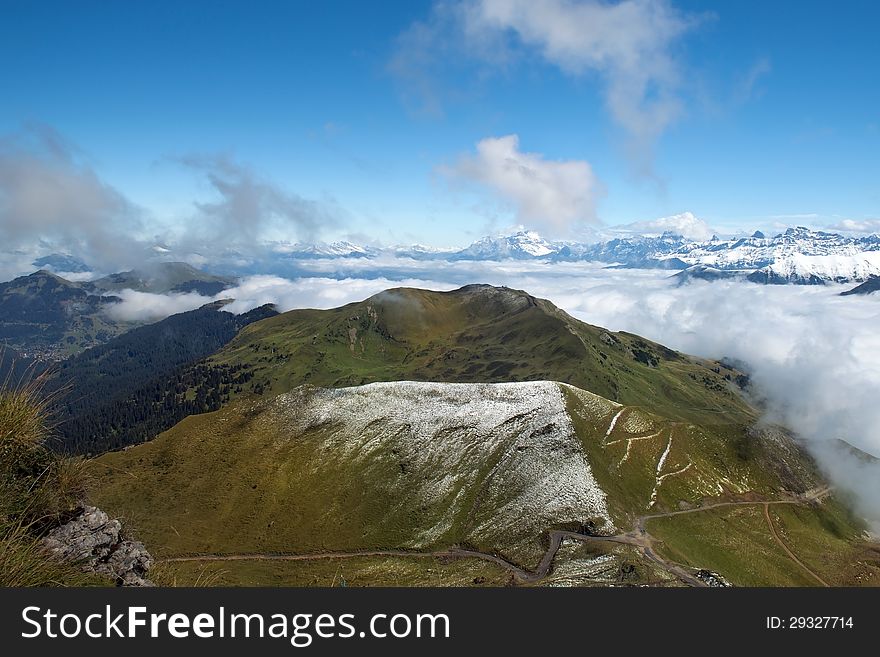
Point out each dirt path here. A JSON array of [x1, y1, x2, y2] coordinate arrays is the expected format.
[[762, 503, 829, 587], [158, 496, 830, 587], [161, 548, 536, 580]]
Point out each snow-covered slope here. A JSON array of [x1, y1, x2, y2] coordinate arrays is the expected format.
[[746, 252, 880, 285], [665, 228, 880, 284], [273, 381, 612, 557], [841, 276, 880, 296], [668, 227, 878, 265]]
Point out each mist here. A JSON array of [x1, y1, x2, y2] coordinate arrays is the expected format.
[[0, 125, 151, 272]]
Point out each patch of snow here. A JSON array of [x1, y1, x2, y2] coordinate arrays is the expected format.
[[270, 381, 613, 550], [604, 409, 625, 441], [648, 432, 675, 508]]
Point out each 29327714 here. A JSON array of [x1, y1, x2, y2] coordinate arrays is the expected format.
[[766, 616, 854, 629]]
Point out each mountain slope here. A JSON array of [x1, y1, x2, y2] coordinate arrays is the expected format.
[[0, 270, 130, 357], [841, 276, 880, 296], [92, 262, 235, 295], [50, 300, 278, 454], [0, 347, 46, 389], [205, 284, 755, 426], [32, 253, 90, 274], [89, 380, 872, 587]]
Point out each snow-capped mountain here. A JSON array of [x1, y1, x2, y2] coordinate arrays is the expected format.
[[554, 232, 691, 268], [666, 227, 880, 268], [664, 227, 880, 284], [160, 222, 880, 286], [391, 243, 457, 260], [440, 225, 880, 284], [273, 240, 380, 259], [449, 230, 557, 260], [746, 252, 880, 285]]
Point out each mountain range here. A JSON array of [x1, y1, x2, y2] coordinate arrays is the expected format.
[[0, 263, 237, 358], [255, 225, 880, 285], [17, 224, 880, 295], [84, 284, 878, 587], [2, 275, 875, 586]]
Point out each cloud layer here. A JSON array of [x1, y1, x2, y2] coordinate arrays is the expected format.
[[829, 218, 880, 234], [615, 211, 715, 240], [0, 125, 148, 271], [173, 155, 341, 250], [440, 134, 601, 235]]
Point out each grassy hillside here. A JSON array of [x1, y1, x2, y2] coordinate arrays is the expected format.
[[206, 285, 755, 426], [645, 500, 877, 586], [89, 380, 872, 587]]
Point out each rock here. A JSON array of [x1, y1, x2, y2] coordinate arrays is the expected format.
[[41, 506, 154, 586], [98, 540, 153, 587], [694, 569, 732, 587]]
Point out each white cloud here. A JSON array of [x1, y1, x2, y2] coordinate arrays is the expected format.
[[734, 57, 771, 104], [394, 0, 701, 163], [173, 154, 342, 250], [469, 0, 695, 140], [0, 125, 149, 271], [828, 218, 880, 235], [615, 211, 715, 240], [218, 275, 458, 315], [104, 289, 213, 322], [440, 134, 601, 235], [104, 274, 460, 323]]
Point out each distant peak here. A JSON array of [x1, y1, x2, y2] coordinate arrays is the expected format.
[[510, 229, 543, 238], [751, 230, 765, 239], [200, 299, 234, 310], [30, 269, 67, 281]]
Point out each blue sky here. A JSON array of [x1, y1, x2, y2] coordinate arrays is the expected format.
[[1, 0, 878, 247]]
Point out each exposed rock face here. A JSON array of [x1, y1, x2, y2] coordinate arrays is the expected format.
[[42, 506, 153, 586]]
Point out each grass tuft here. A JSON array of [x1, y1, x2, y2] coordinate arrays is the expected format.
[[0, 350, 105, 586]]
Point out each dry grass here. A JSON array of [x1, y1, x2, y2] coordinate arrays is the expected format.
[[0, 521, 106, 587], [0, 351, 104, 586]]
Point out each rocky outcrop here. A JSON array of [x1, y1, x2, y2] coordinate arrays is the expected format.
[[694, 569, 732, 587], [41, 506, 154, 586]]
